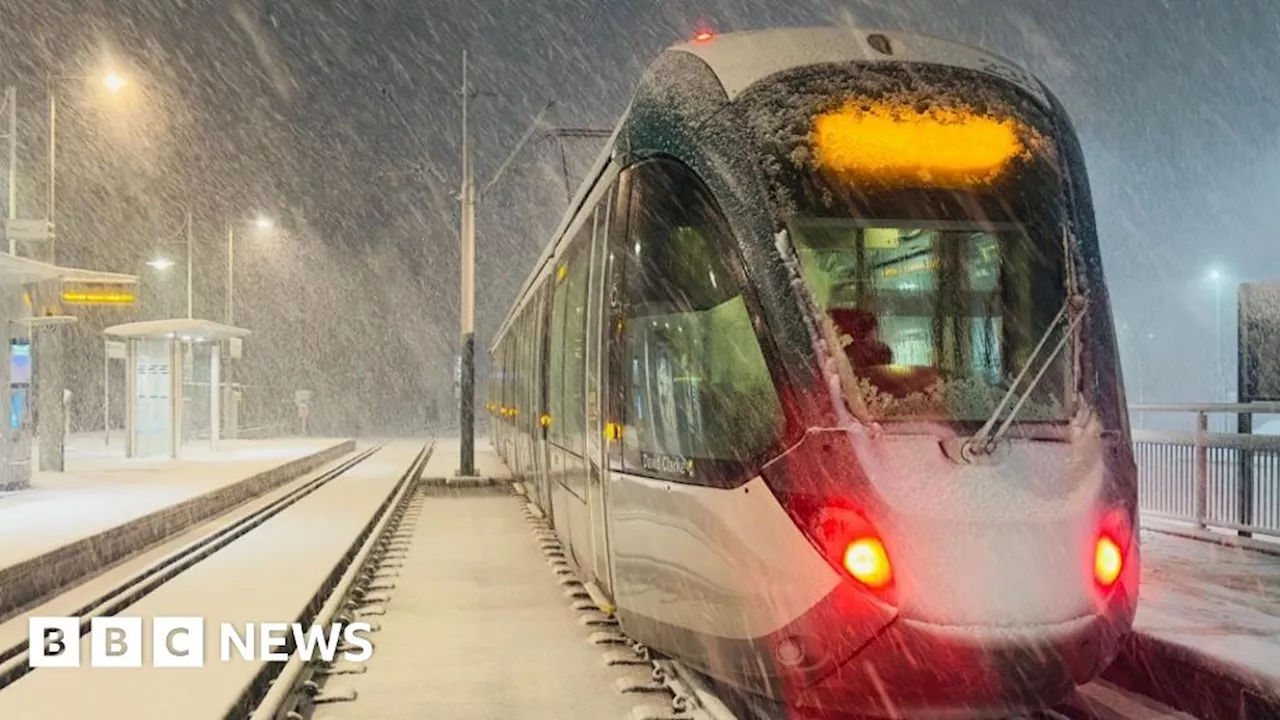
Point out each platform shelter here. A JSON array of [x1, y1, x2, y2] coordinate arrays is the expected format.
[[0, 253, 138, 488], [103, 318, 250, 459]]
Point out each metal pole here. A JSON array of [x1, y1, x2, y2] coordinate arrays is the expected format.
[[7, 86, 16, 230], [459, 49, 476, 476], [209, 342, 220, 452], [226, 221, 234, 325], [103, 343, 109, 448], [1193, 410, 1207, 528], [1214, 282, 1221, 405], [185, 209, 193, 319], [47, 80, 56, 264], [224, 221, 236, 441]]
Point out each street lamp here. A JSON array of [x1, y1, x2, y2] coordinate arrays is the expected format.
[[1207, 266, 1224, 400], [47, 69, 130, 263], [103, 73, 127, 94], [143, 209, 194, 318], [225, 215, 274, 326]]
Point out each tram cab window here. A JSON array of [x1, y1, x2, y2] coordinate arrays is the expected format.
[[790, 220, 1069, 423], [619, 160, 783, 485]]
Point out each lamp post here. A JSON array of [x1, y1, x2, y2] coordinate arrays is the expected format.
[[47, 71, 127, 263], [223, 215, 272, 441], [458, 50, 478, 477], [226, 215, 272, 326], [145, 209, 194, 318], [454, 51, 562, 476], [1207, 267, 1224, 406]]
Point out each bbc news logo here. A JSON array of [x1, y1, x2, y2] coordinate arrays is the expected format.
[[28, 617, 373, 668]]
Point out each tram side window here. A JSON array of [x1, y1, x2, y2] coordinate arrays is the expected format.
[[514, 310, 526, 421], [523, 306, 537, 430], [620, 161, 784, 485], [561, 222, 592, 455], [548, 258, 570, 442]]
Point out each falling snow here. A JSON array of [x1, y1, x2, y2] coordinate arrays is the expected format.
[[0, 2, 1274, 718]]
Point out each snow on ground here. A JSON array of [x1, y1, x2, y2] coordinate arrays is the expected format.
[[317, 440, 657, 720], [0, 440, 424, 720], [1135, 527, 1280, 682], [420, 435, 512, 478], [0, 435, 348, 572]]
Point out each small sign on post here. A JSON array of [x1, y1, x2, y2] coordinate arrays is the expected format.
[[295, 390, 312, 436], [5, 219, 51, 242]]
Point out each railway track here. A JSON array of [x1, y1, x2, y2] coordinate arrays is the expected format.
[[0, 439, 432, 719], [236, 440, 432, 719], [0, 442, 390, 692]]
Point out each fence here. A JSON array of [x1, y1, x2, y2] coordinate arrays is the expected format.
[[1131, 403, 1280, 538], [180, 383, 298, 442]]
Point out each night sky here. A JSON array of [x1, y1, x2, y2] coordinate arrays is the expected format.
[[0, 0, 1275, 429]]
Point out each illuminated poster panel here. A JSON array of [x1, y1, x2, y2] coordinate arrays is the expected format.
[[135, 339, 173, 457]]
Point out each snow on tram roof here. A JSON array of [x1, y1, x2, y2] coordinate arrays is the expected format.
[[669, 26, 1048, 106]]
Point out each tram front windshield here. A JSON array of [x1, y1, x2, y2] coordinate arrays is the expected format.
[[740, 63, 1078, 427]]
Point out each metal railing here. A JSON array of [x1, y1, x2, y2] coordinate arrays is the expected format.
[[1131, 403, 1280, 538]]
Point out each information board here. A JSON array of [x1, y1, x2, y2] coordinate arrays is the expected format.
[[135, 339, 173, 457]]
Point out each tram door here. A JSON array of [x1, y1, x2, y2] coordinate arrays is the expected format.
[[584, 189, 617, 597]]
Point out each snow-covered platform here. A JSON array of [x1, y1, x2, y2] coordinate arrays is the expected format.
[[0, 433, 354, 619], [1102, 519, 1280, 718], [317, 437, 659, 720], [0, 440, 424, 720], [419, 433, 514, 484]]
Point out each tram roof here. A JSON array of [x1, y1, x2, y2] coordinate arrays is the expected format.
[[669, 26, 1047, 106]]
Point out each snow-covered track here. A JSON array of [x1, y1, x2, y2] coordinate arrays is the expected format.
[[0, 442, 389, 692], [509, 485, 742, 720], [235, 440, 432, 720]]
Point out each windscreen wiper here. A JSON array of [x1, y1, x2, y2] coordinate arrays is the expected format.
[[964, 293, 1088, 458]]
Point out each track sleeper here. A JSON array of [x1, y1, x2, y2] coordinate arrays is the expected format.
[[313, 686, 358, 704], [579, 612, 618, 627], [628, 706, 693, 720], [589, 630, 630, 645], [603, 650, 650, 666], [317, 662, 368, 676], [616, 677, 668, 694]]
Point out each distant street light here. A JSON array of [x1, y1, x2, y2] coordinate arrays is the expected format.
[[1207, 266, 1225, 401], [226, 215, 275, 326], [47, 68, 133, 263], [103, 73, 128, 94], [143, 209, 194, 318]]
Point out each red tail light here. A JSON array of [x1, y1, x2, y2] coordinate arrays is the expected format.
[[799, 504, 895, 596], [1094, 507, 1134, 591], [843, 537, 893, 589], [1094, 534, 1123, 588]]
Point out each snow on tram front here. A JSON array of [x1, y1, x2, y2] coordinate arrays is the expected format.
[[487, 26, 1138, 720]]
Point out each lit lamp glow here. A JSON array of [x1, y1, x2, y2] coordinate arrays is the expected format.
[[103, 72, 128, 94]]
